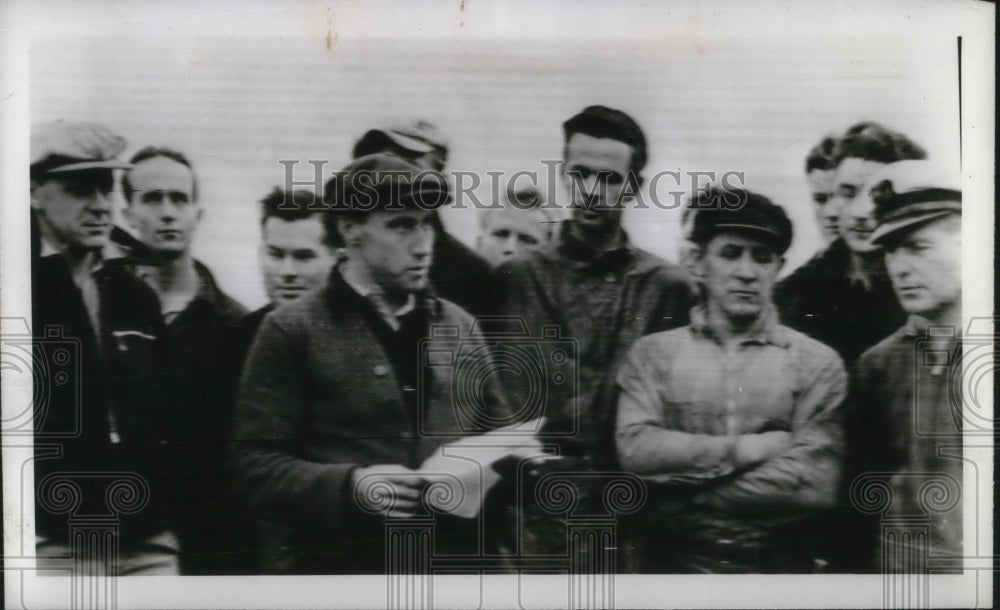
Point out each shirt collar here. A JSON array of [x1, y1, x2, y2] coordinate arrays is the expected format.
[[901, 314, 962, 341], [340, 265, 418, 331], [689, 304, 790, 347]]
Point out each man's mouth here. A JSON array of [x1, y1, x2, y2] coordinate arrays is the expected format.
[[157, 229, 183, 240]]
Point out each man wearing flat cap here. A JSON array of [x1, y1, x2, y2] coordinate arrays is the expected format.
[[615, 186, 847, 573], [846, 160, 964, 573], [231, 153, 511, 574], [352, 119, 498, 317], [30, 120, 183, 574]]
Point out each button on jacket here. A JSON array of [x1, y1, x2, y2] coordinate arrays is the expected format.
[[615, 306, 847, 572], [231, 269, 511, 573]]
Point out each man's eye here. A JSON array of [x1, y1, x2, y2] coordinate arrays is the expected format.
[[569, 167, 595, 180], [168, 192, 190, 205], [388, 218, 418, 231], [837, 186, 857, 199], [813, 194, 829, 204], [141, 192, 163, 204], [491, 229, 511, 239], [518, 234, 539, 245], [719, 246, 742, 259], [292, 251, 317, 261], [267, 249, 285, 259], [600, 172, 625, 186], [752, 249, 775, 264]]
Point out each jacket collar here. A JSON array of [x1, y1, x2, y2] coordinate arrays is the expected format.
[[325, 264, 443, 321], [901, 314, 962, 341], [554, 220, 659, 275], [689, 303, 790, 347]]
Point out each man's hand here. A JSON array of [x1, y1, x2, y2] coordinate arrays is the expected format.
[[351, 464, 426, 518], [733, 431, 792, 470]]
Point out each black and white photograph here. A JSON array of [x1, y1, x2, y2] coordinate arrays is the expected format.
[[1, 1, 994, 608]]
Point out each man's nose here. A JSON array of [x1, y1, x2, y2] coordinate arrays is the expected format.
[[734, 254, 757, 279], [278, 256, 297, 276], [86, 190, 113, 214], [411, 225, 435, 257]]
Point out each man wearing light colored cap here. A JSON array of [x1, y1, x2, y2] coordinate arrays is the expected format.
[[352, 119, 498, 317], [232, 153, 511, 573], [846, 159, 964, 573], [615, 185, 847, 573], [30, 120, 183, 575]]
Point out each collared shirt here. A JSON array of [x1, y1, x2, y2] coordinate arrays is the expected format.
[[341, 266, 417, 332], [616, 305, 846, 493], [615, 305, 847, 571]]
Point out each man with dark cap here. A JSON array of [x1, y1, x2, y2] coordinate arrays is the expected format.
[[776, 122, 920, 365], [30, 121, 182, 574], [615, 186, 847, 573], [120, 146, 252, 574], [846, 160, 963, 573], [231, 153, 511, 574], [352, 119, 498, 316]]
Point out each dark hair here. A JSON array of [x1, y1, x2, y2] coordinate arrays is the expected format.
[[562, 105, 648, 179], [834, 122, 927, 165], [121, 146, 198, 202], [259, 187, 324, 225], [805, 135, 839, 173]]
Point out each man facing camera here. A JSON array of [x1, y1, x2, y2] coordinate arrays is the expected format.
[[240, 187, 340, 342], [476, 185, 557, 267], [30, 121, 182, 575], [615, 186, 847, 573], [847, 160, 963, 573], [232, 154, 510, 574]]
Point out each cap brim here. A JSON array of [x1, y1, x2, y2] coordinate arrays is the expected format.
[[382, 131, 434, 154], [46, 159, 133, 173], [871, 210, 958, 246]]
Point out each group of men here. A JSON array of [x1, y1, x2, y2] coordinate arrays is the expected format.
[[29, 106, 963, 576]]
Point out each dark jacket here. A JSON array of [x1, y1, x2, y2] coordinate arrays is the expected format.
[[157, 261, 251, 574], [845, 317, 963, 573], [495, 223, 693, 466], [32, 223, 181, 545], [231, 270, 511, 573], [430, 223, 498, 318], [775, 239, 906, 365]]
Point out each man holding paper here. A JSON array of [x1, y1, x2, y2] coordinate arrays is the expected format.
[[615, 186, 847, 573], [232, 153, 511, 574]]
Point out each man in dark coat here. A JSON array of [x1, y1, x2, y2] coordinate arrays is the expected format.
[[232, 153, 511, 574], [30, 120, 182, 575], [121, 147, 251, 574], [847, 160, 964, 573]]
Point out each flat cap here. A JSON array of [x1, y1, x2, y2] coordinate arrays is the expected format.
[[869, 160, 962, 245], [327, 152, 451, 213], [31, 120, 131, 174], [688, 186, 793, 254], [563, 105, 647, 171], [352, 118, 449, 159]]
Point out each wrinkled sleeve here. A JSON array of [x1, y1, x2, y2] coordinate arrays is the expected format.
[[614, 339, 739, 483], [230, 316, 356, 531], [698, 346, 847, 510]]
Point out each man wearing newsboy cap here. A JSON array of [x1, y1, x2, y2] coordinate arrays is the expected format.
[[615, 185, 847, 573], [846, 160, 964, 573], [30, 121, 183, 575], [352, 119, 498, 317], [232, 153, 511, 574]]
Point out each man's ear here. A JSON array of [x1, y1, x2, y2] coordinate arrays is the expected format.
[[336, 216, 363, 248], [777, 255, 786, 273], [688, 244, 707, 282], [29, 180, 41, 209]]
